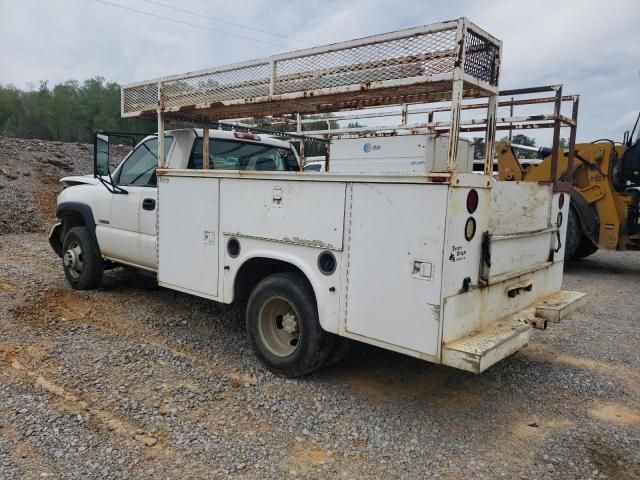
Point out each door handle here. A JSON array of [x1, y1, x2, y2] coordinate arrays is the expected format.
[[142, 198, 156, 211]]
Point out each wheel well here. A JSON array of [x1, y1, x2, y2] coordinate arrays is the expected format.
[[60, 211, 86, 233], [234, 257, 315, 302]]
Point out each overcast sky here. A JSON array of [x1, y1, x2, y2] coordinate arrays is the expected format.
[[1, 0, 638, 143]]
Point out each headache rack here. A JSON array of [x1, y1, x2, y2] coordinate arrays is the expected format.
[[121, 17, 502, 174]]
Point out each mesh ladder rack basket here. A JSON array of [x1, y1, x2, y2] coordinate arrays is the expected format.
[[121, 17, 501, 122]]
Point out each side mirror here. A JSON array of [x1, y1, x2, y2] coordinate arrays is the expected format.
[[94, 134, 110, 177]]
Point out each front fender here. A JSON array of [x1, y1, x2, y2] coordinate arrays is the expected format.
[[56, 201, 98, 240]]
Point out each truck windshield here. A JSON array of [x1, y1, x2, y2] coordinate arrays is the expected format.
[[189, 138, 299, 171]]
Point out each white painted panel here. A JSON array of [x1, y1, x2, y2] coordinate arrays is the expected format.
[[489, 181, 552, 234], [221, 179, 345, 250], [442, 262, 564, 343], [329, 135, 473, 174], [158, 176, 219, 297], [439, 184, 492, 298], [345, 183, 447, 355], [489, 235, 552, 278], [487, 180, 555, 280]]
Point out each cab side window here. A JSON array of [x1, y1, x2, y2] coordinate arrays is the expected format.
[[117, 137, 173, 186]]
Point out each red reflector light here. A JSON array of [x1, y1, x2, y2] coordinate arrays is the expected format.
[[234, 132, 260, 141], [559, 193, 565, 209], [467, 189, 479, 214]]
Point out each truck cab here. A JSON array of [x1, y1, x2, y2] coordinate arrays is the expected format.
[[50, 128, 300, 275]]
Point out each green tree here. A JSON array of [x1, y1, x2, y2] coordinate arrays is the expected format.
[[0, 77, 153, 143]]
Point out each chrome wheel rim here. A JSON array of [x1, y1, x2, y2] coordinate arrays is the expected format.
[[258, 296, 300, 357], [63, 240, 83, 279]]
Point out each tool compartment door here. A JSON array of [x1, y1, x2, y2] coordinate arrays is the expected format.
[[488, 181, 557, 280], [158, 176, 220, 298], [344, 183, 447, 356]]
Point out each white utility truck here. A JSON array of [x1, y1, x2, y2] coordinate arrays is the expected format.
[[49, 18, 585, 376]]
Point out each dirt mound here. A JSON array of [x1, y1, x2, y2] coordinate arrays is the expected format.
[[0, 136, 94, 234]]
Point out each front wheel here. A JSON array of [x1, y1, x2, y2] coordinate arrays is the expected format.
[[62, 226, 103, 290], [246, 272, 333, 377]]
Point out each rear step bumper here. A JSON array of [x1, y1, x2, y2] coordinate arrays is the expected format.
[[442, 290, 586, 374]]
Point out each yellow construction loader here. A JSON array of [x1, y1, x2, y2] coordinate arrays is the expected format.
[[497, 115, 640, 260]]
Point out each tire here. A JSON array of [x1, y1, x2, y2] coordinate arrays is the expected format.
[[573, 235, 599, 260], [246, 272, 334, 377], [323, 335, 351, 367], [564, 205, 582, 261], [62, 226, 104, 290]]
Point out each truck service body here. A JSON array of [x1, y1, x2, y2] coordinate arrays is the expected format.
[[49, 18, 585, 376]]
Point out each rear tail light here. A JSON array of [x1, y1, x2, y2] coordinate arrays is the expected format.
[[464, 217, 476, 241], [466, 189, 479, 214], [234, 132, 261, 141], [559, 193, 565, 209]]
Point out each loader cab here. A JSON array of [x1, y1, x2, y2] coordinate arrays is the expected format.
[[620, 139, 640, 189]]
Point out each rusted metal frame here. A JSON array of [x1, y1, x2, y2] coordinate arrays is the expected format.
[[286, 95, 576, 135], [484, 94, 497, 175], [460, 74, 499, 96], [157, 81, 166, 169], [296, 113, 305, 162], [202, 126, 210, 169], [301, 113, 574, 136], [303, 122, 432, 136], [550, 86, 563, 191], [124, 20, 466, 117], [566, 96, 579, 183], [508, 96, 514, 141], [447, 18, 467, 171], [427, 112, 435, 134], [500, 85, 561, 96], [292, 95, 577, 126], [454, 122, 559, 133], [126, 20, 461, 90], [159, 73, 457, 113], [269, 60, 276, 96]]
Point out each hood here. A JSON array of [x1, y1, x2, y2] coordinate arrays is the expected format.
[[60, 175, 99, 187]]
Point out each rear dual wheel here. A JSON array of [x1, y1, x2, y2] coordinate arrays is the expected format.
[[246, 272, 344, 377]]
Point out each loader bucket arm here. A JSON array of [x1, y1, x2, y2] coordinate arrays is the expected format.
[[496, 140, 525, 181]]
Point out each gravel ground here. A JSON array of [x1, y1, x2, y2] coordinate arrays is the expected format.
[[0, 237, 639, 479], [0, 136, 129, 235]]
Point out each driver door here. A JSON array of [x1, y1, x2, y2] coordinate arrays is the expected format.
[[97, 137, 172, 270]]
